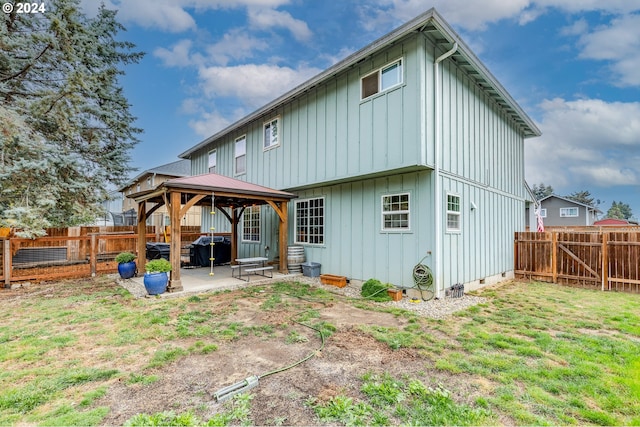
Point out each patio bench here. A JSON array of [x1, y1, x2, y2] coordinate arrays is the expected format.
[[244, 266, 273, 278]]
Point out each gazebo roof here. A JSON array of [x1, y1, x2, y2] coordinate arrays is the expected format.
[[129, 173, 297, 207]]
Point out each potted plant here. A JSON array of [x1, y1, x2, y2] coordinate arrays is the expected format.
[[115, 252, 137, 279], [143, 258, 172, 295]]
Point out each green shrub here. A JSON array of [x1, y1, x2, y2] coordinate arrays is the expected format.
[[145, 258, 171, 273], [361, 279, 392, 302], [115, 252, 136, 264]]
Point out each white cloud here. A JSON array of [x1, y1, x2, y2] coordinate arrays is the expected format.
[[205, 29, 270, 66], [247, 8, 313, 42], [80, 0, 292, 32], [575, 13, 640, 87], [154, 40, 195, 67], [188, 110, 235, 138], [526, 98, 640, 188], [114, 0, 197, 33], [197, 63, 321, 109]]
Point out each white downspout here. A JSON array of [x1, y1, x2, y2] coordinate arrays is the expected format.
[[433, 42, 458, 299]]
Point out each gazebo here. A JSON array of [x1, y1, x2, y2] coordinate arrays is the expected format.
[[130, 173, 298, 291]]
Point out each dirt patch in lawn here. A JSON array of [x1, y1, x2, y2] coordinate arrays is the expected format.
[[96, 290, 478, 426]]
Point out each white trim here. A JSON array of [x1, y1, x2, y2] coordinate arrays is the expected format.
[[446, 193, 461, 233], [263, 117, 281, 151], [241, 205, 260, 243], [381, 192, 411, 232], [361, 58, 404, 100], [234, 135, 246, 176], [294, 196, 325, 245], [208, 149, 217, 174], [559, 207, 579, 217]]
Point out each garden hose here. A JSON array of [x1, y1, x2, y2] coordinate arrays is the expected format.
[[412, 256, 435, 301], [213, 294, 326, 402]]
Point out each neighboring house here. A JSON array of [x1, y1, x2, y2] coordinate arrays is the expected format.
[[177, 8, 541, 294], [526, 195, 600, 228], [119, 160, 200, 227]]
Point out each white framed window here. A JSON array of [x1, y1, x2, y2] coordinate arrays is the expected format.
[[242, 205, 260, 242], [295, 197, 324, 245], [447, 193, 461, 232], [361, 59, 403, 100], [540, 208, 547, 218], [263, 117, 280, 150], [136, 183, 140, 192], [560, 207, 579, 217], [381, 193, 410, 231], [235, 136, 246, 175], [208, 150, 217, 173], [146, 177, 151, 188]]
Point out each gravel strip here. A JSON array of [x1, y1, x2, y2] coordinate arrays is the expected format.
[[118, 275, 486, 319], [296, 276, 487, 319]]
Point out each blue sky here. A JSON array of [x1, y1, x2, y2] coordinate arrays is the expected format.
[[80, 0, 640, 219]]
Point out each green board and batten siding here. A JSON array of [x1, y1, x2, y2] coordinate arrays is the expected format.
[[188, 24, 533, 289], [190, 36, 424, 188]]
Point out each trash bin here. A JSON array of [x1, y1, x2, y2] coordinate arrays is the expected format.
[[146, 242, 170, 260], [190, 236, 231, 267], [301, 262, 321, 277]]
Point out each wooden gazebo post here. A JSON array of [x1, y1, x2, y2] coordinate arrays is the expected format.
[[168, 190, 183, 292], [136, 201, 147, 273], [267, 200, 289, 273]]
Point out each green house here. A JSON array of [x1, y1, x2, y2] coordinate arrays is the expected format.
[[178, 8, 541, 296]]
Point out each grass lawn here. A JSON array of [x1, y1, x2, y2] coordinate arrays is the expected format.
[[0, 277, 638, 425]]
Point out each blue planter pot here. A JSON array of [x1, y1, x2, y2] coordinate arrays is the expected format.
[[143, 272, 168, 295], [117, 261, 137, 279]]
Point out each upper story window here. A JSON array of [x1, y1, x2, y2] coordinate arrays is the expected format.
[[381, 193, 410, 231], [235, 136, 246, 175], [136, 183, 140, 192], [263, 117, 280, 150], [540, 208, 547, 218], [447, 193, 461, 232], [208, 150, 217, 173], [560, 207, 579, 217], [361, 59, 403, 100]]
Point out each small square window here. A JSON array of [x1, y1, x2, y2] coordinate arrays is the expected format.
[[382, 193, 410, 231], [361, 59, 403, 100]]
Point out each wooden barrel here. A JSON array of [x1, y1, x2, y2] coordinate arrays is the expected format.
[[287, 245, 305, 273]]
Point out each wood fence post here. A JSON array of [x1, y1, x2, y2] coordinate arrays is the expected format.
[[601, 232, 608, 291], [551, 232, 558, 283], [3, 239, 10, 287], [90, 234, 97, 277], [513, 232, 519, 277]]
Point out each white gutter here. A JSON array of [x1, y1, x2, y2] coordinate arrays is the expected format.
[[433, 42, 458, 299]]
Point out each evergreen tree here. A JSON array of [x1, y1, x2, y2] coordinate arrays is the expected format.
[[0, 0, 143, 236], [531, 183, 553, 201], [606, 201, 633, 220], [566, 190, 596, 207]]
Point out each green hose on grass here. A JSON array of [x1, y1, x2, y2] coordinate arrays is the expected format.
[[213, 297, 326, 402]]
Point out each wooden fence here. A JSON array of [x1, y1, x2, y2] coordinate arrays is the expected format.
[[515, 231, 640, 293], [0, 226, 206, 286]]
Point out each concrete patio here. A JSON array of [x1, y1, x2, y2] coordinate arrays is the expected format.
[[128, 264, 305, 297]]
